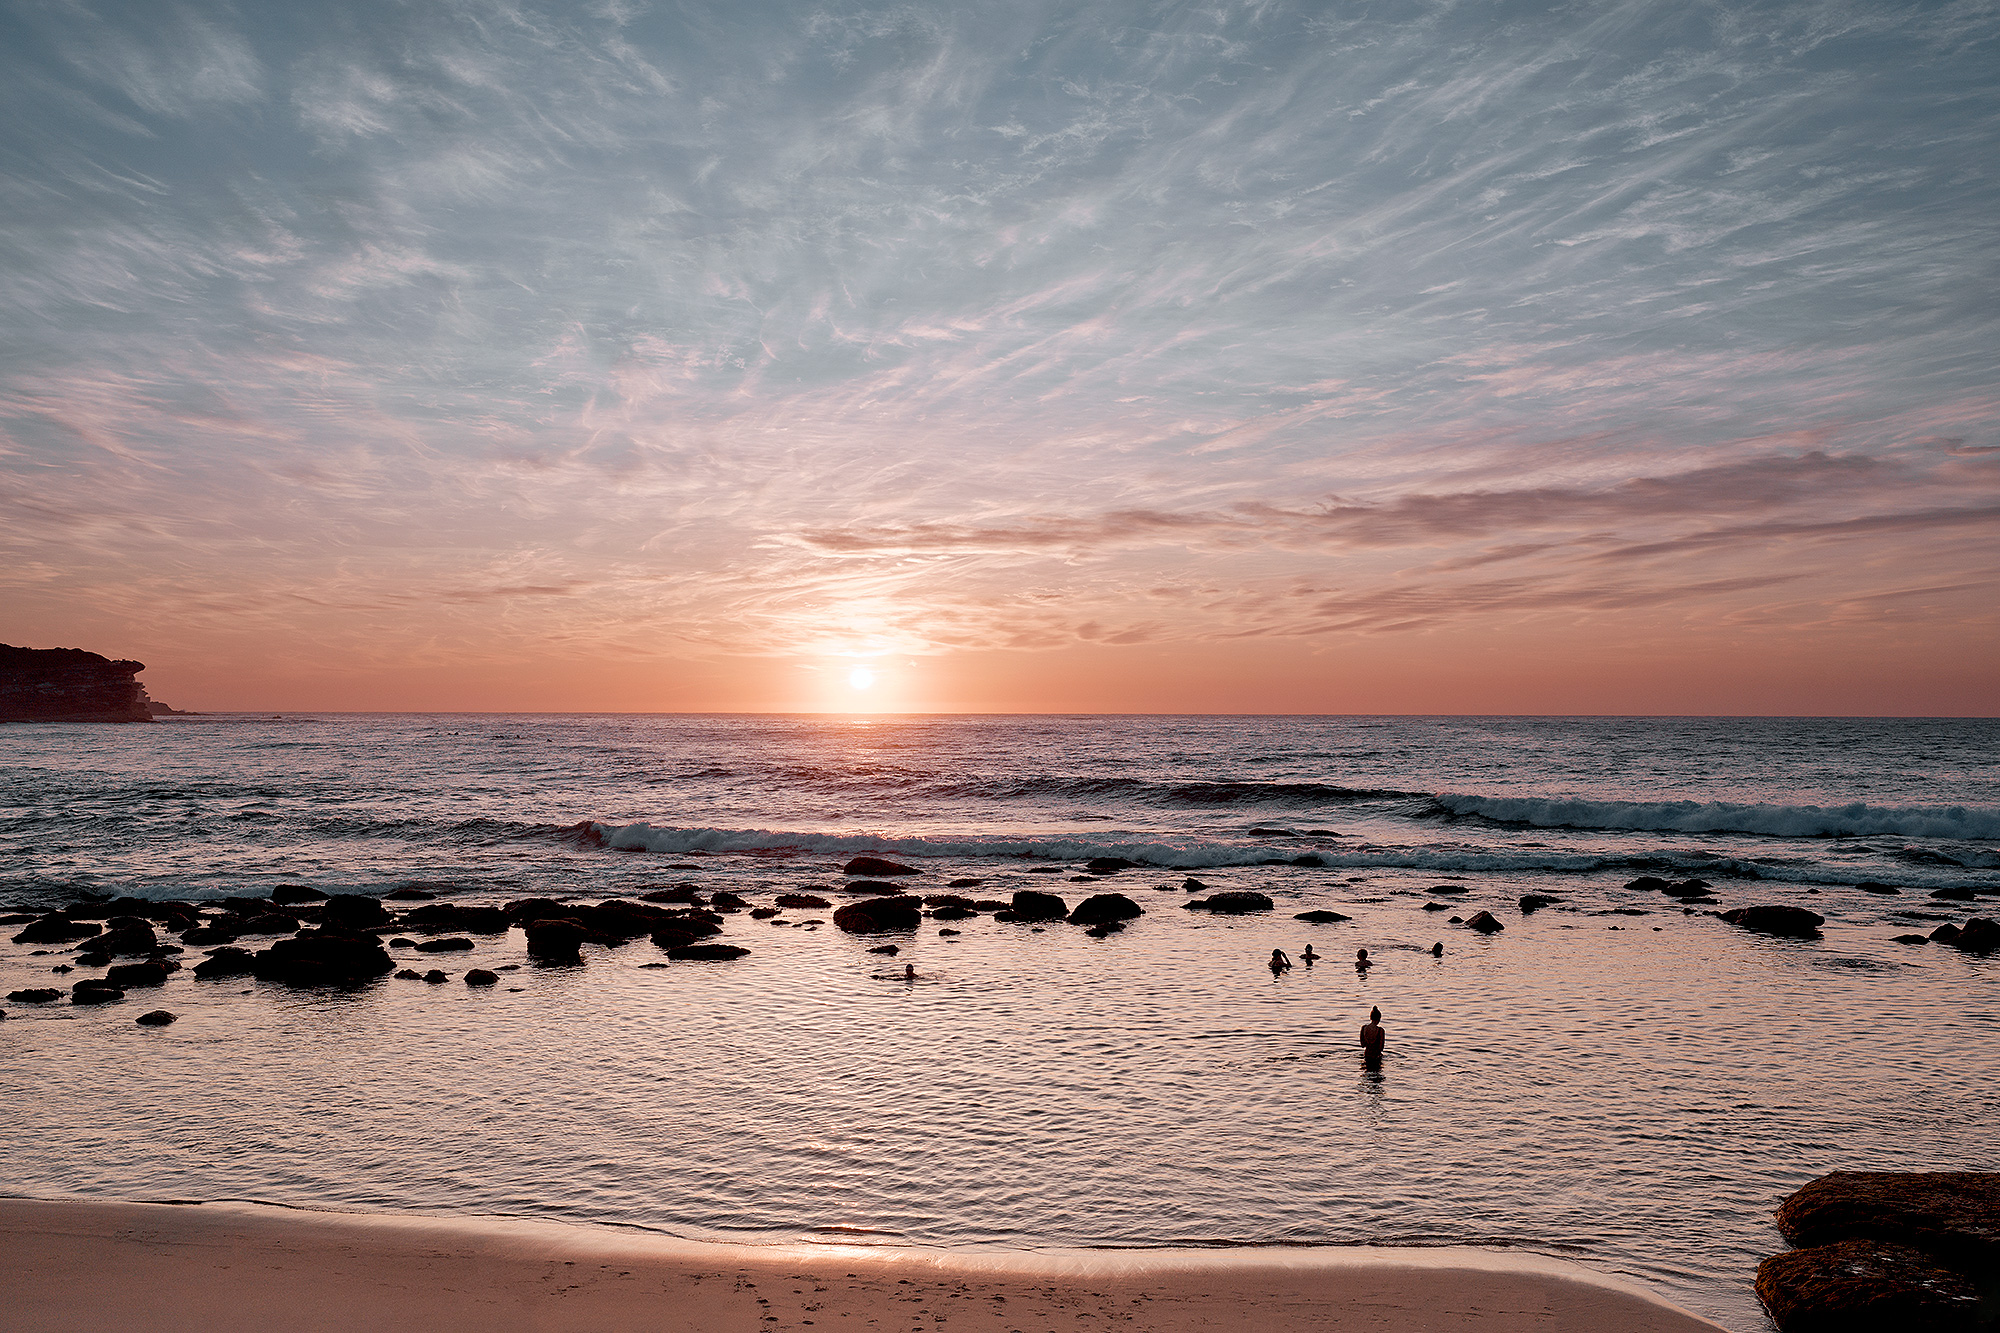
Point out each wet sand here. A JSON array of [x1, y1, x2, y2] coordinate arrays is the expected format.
[[1, 1197, 1726, 1331]]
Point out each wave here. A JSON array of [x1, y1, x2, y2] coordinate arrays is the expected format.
[[1433, 795, 2000, 841]]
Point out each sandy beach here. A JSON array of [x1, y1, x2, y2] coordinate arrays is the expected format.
[[0, 1197, 1726, 1332]]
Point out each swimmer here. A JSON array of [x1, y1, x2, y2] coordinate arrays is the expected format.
[[903, 963, 916, 980], [1269, 948, 1293, 973], [1301, 944, 1319, 965], [1360, 1006, 1386, 1063], [1355, 947, 1372, 971], [1430, 941, 1443, 957]]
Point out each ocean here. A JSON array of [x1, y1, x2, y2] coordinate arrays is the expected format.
[[3, 713, 1997, 1331]]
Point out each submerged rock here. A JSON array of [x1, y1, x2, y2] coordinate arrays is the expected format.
[[191, 947, 256, 979], [394, 969, 424, 980], [775, 894, 831, 909], [464, 969, 499, 986], [843, 856, 919, 877], [7, 988, 62, 1003], [1068, 893, 1143, 926], [272, 885, 328, 905], [708, 891, 749, 911], [1293, 909, 1351, 923], [1421, 902, 1449, 912], [71, 981, 125, 1005], [105, 961, 170, 987], [1722, 905, 1825, 939], [1518, 894, 1558, 914], [844, 880, 908, 896], [1183, 891, 1274, 914], [412, 937, 474, 953], [135, 1010, 176, 1026], [833, 897, 922, 934], [400, 903, 509, 933], [1085, 857, 1139, 873], [11, 914, 101, 944], [666, 944, 750, 960]]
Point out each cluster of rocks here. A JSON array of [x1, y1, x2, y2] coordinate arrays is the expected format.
[[827, 855, 1149, 940], [1756, 1172, 1997, 1331]]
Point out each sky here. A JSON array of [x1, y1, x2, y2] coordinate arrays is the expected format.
[[1, 0, 1996, 714]]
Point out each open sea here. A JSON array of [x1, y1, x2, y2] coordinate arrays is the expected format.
[[3, 713, 1997, 1331]]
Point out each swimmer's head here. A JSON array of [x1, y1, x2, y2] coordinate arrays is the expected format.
[[1370, 1007, 1381, 1023], [1356, 948, 1368, 959]]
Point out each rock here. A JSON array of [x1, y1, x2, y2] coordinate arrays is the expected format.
[[11, 914, 102, 944], [0, 643, 153, 722], [1722, 905, 1825, 939], [272, 885, 328, 905], [1519, 894, 1558, 914], [923, 894, 977, 908], [665, 944, 750, 960], [1953, 918, 1999, 954], [1184, 891, 1274, 914], [709, 891, 749, 911], [1929, 924, 1963, 945], [1421, 902, 1449, 912], [423, 970, 448, 984], [7, 988, 62, 1003], [105, 961, 169, 987], [1464, 911, 1504, 934], [503, 897, 573, 924], [946, 878, 984, 888], [1427, 885, 1469, 895], [1892, 934, 1931, 944], [1181, 877, 1208, 891], [575, 900, 680, 938], [930, 905, 976, 920], [230, 913, 300, 936], [1660, 881, 1715, 899], [971, 900, 1011, 912], [399, 903, 509, 933], [1007, 890, 1069, 922], [319, 894, 390, 930], [1777, 1172, 2000, 1272], [776, 894, 832, 909], [868, 944, 899, 955], [251, 930, 396, 985], [843, 856, 919, 877], [1930, 887, 1977, 901], [1068, 894, 1144, 926], [92, 923, 159, 955], [1027, 865, 1065, 874], [749, 907, 780, 919], [384, 887, 436, 900], [394, 969, 423, 980], [1085, 857, 1139, 873], [833, 897, 922, 934], [412, 937, 474, 953], [1756, 1240, 1978, 1332], [524, 918, 589, 962], [1857, 882, 1902, 895], [844, 880, 908, 896], [938, 928, 960, 936], [71, 981, 125, 1004], [465, 969, 498, 986], [179, 926, 238, 946], [135, 1010, 176, 1026], [640, 885, 705, 905], [191, 947, 256, 979], [1624, 876, 1673, 892], [648, 927, 700, 951]]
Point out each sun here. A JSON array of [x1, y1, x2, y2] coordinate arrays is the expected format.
[[848, 666, 875, 691]]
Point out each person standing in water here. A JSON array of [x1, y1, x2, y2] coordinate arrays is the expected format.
[[1360, 1007, 1386, 1064], [1269, 948, 1293, 973], [1301, 944, 1319, 965]]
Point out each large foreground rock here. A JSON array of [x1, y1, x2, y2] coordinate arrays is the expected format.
[[251, 930, 394, 985], [524, 918, 590, 962], [1001, 890, 1068, 922], [1775, 1172, 2000, 1272], [833, 897, 921, 934], [1722, 905, 1824, 939], [1756, 1240, 1979, 1332], [1068, 894, 1143, 926], [319, 894, 391, 930]]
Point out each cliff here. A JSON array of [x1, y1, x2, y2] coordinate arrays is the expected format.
[[0, 644, 155, 722]]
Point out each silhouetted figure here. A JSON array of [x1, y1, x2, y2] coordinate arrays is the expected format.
[[903, 963, 916, 980], [1301, 944, 1319, 965], [1360, 1006, 1386, 1066], [1269, 948, 1292, 973], [1355, 947, 1372, 971], [1430, 941, 1443, 957]]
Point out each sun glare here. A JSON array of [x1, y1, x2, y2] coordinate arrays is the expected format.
[[848, 667, 875, 690]]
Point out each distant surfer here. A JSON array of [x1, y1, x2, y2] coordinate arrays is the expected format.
[[1355, 947, 1372, 971], [1269, 948, 1292, 973], [1360, 1007, 1386, 1065], [1300, 944, 1319, 965]]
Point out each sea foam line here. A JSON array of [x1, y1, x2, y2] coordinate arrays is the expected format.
[[1433, 796, 2000, 841]]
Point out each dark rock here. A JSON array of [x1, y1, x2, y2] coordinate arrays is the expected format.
[[1027, 864, 1065, 873], [412, 937, 474, 953], [938, 928, 960, 936], [640, 885, 705, 905], [1857, 882, 1902, 895], [1085, 857, 1139, 873], [252, 930, 395, 986], [388, 937, 415, 947], [1953, 918, 1999, 954], [319, 895, 390, 930], [7, 988, 62, 1003], [1722, 905, 1825, 939], [574, 900, 678, 938], [1421, 902, 1449, 912], [394, 969, 423, 980], [930, 905, 976, 920], [1929, 924, 1962, 945], [1892, 934, 1931, 944], [465, 969, 498, 986], [1008, 890, 1069, 922], [71, 981, 125, 1004], [1428, 884, 1469, 895], [1068, 894, 1143, 926], [709, 891, 749, 911], [971, 900, 1010, 912], [1519, 894, 1558, 914], [1931, 887, 1978, 901], [75, 950, 109, 967], [525, 918, 589, 962], [384, 887, 436, 900], [833, 897, 922, 934], [135, 1010, 176, 1026], [1624, 876, 1673, 892], [1184, 891, 1274, 914], [191, 948, 256, 979], [179, 926, 238, 946], [776, 894, 831, 909], [50, 964, 72, 973], [749, 907, 780, 920], [93, 923, 159, 955], [1464, 911, 1504, 934], [230, 913, 300, 936], [105, 961, 169, 987], [1756, 1240, 1978, 1332], [923, 894, 977, 909], [946, 878, 984, 888], [272, 885, 328, 905], [503, 897, 573, 924], [12, 914, 102, 944], [400, 903, 509, 933], [843, 856, 919, 877], [844, 880, 908, 896], [1660, 881, 1715, 899], [868, 944, 900, 955], [1294, 909, 1351, 923], [423, 970, 448, 984], [0, 643, 152, 722], [666, 944, 750, 960], [1776, 1172, 2000, 1274]]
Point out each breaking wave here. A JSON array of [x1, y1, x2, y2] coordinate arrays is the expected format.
[[1433, 795, 2000, 841]]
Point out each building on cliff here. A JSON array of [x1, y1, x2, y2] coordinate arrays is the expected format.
[[0, 644, 157, 722]]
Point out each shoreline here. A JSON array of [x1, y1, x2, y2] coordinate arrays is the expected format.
[[0, 1195, 1729, 1332]]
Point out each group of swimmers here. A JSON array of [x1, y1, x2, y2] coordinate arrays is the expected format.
[[1269, 942, 1441, 974], [1264, 946, 1423, 1067]]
